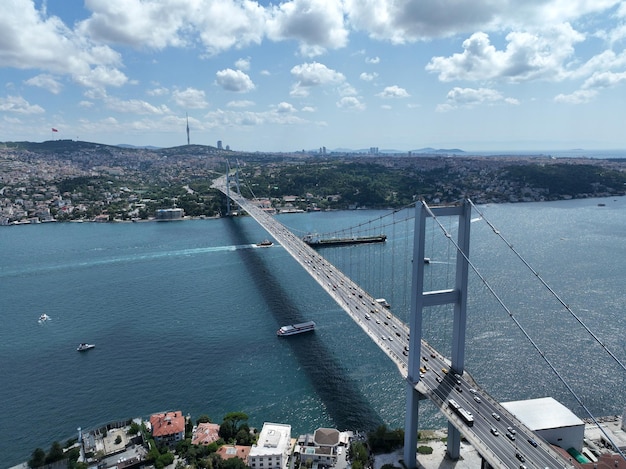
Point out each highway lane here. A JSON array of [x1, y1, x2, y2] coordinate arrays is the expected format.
[[212, 178, 572, 469]]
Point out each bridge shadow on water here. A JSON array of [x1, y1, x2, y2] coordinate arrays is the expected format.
[[224, 218, 384, 431]]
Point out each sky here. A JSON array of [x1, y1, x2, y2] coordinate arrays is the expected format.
[[1, 0, 626, 152]]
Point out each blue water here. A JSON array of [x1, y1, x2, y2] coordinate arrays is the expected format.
[[1, 197, 625, 466]]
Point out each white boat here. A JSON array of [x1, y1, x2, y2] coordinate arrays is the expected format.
[[256, 239, 273, 247], [277, 321, 316, 337], [38, 313, 50, 323], [77, 343, 95, 351]]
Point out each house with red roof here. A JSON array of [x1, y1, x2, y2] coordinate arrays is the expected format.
[[192, 422, 221, 446], [149, 411, 186, 447]]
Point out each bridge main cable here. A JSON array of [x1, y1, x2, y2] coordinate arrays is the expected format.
[[213, 178, 575, 469]]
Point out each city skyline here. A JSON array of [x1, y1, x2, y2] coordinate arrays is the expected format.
[[1, 0, 625, 152]]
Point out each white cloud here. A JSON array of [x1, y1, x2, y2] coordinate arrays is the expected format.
[[301, 106, 316, 112], [554, 89, 598, 104], [360, 72, 378, 81], [203, 108, 308, 127], [24, 74, 63, 94], [235, 57, 251, 71], [266, 0, 348, 56], [73, 66, 128, 89], [554, 70, 626, 104], [290, 62, 346, 97], [377, 85, 410, 98], [0, 1, 128, 88], [275, 102, 297, 113], [0, 95, 45, 114], [291, 62, 345, 86], [344, 0, 620, 42], [436, 87, 519, 111], [365, 56, 380, 64], [426, 25, 585, 83], [192, 1, 267, 55], [215, 69, 256, 93], [337, 96, 366, 110], [582, 70, 626, 90], [104, 96, 170, 115], [172, 88, 208, 109], [227, 100, 255, 108], [147, 87, 169, 97]]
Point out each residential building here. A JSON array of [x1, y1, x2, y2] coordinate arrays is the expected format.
[[249, 423, 292, 469], [296, 428, 352, 467], [191, 422, 221, 446], [149, 411, 185, 447], [217, 444, 252, 464]]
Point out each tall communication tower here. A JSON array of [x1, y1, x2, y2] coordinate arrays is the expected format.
[[186, 113, 190, 145]]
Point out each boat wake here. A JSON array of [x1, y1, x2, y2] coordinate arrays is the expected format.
[[2, 244, 259, 278]]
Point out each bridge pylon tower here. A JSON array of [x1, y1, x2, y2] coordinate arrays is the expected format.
[[404, 200, 471, 468], [225, 161, 242, 216]]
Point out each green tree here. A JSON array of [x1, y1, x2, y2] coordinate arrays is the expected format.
[[197, 414, 212, 424], [45, 441, 64, 464], [28, 448, 46, 468]]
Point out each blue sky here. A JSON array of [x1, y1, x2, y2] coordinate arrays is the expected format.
[[1, 0, 625, 152]]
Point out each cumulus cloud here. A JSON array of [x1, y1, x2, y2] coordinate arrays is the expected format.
[[365, 56, 380, 64], [360, 72, 378, 81], [436, 87, 519, 111], [291, 62, 345, 86], [275, 102, 297, 113], [426, 25, 585, 83], [266, 0, 348, 56], [216, 69, 256, 92], [377, 85, 410, 98], [344, 0, 619, 43], [337, 96, 366, 110], [0, 95, 45, 114], [0, 1, 128, 89], [172, 88, 208, 109], [73, 65, 128, 89], [24, 74, 63, 94], [290, 62, 346, 97], [235, 57, 251, 71]]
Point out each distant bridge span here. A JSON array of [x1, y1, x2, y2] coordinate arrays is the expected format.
[[212, 175, 572, 469]]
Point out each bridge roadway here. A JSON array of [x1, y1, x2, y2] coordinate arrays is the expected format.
[[213, 176, 571, 469]]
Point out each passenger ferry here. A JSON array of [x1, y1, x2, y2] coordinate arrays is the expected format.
[[276, 321, 316, 337]]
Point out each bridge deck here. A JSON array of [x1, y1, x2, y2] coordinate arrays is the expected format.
[[213, 176, 572, 469]]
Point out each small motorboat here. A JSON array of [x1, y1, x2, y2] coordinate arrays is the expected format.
[[38, 313, 50, 323], [77, 343, 95, 352], [256, 239, 273, 247]]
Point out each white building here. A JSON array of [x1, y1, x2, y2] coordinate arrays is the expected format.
[[249, 423, 292, 469], [501, 397, 585, 451]]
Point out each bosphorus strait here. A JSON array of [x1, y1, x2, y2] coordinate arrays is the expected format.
[[1, 197, 625, 467]]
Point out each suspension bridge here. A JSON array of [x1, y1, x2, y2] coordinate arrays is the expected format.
[[212, 173, 623, 469]]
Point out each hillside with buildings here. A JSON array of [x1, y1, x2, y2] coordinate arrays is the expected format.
[[1, 140, 625, 225]]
